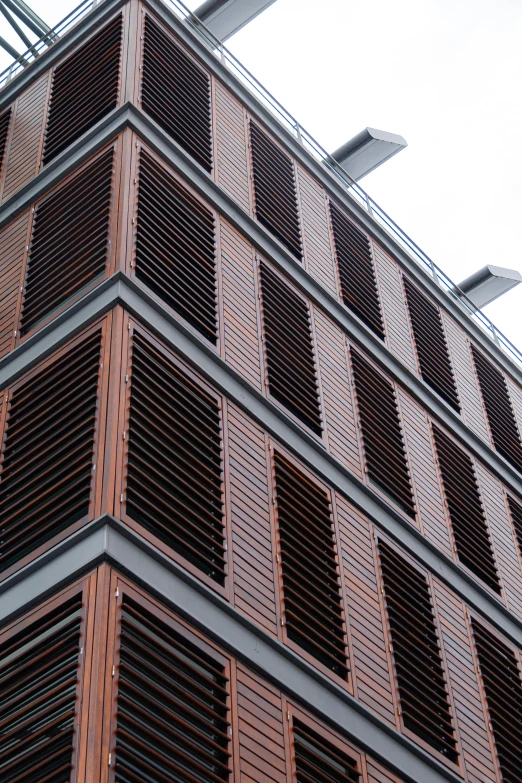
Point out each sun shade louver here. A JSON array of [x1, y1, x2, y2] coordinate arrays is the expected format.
[[43, 16, 122, 164], [432, 426, 500, 593], [508, 495, 522, 558], [0, 109, 11, 175], [472, 619, 522, 783], [142, 15, 212, 172], [115, 596, 231, 783], [21, 149, 114, 335], [330, 202, 384, 339], [293, 719, 360, 782], [350, 349, 415, 518], [471, 345, 522, 474], [0, 593, 83, 783], [126, 334, 226, 583], [274, 453, 347, 677], [135, 151, 217, 343], [0, 332, 101, 573], [403, 277, 460, 411], [260, 262, 322, 434], [250, 121, 302, 260], [378, 541, 458, 763]]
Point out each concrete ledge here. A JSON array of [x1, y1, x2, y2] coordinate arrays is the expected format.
[[0, 517, 464, 783]]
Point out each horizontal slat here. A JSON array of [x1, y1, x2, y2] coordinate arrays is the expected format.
[[293, 719, 360, 782], [142, 15, 212, 172], [126, 334, 225, 583], [43, 15, 122, 163], [378, 541, 458, 763]]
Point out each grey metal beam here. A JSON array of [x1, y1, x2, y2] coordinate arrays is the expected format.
[[0, 33, 27, 64], [2, 0, 53, 40], [0, 274, 521, 651], [0, 517, 465, 783], [0, 104, 521, 507], [193, 0, 277, 41]]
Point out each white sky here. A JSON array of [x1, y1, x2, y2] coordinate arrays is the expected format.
[[1, 0, 521, 352]]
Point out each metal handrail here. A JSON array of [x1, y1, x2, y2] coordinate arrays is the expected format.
[[0, 0, 520, 370]]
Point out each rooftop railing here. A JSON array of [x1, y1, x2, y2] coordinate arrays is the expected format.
[[0, 0, 520, 370]]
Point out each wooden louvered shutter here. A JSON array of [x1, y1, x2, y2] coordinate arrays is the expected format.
[[350, 349, 415, 518], [471, 345, 522, 474], [114, 594, 231, 782], [329, 201, 384, 339], [292, 719, 360, 782], [508, 495, 522, 557], [0, 330, 102, 574], [43, 16, 122, 164], [0, 108, 11, 176], [125, 333, 226, 584], [378, 541, 458, 763], [135, 150, 217, 343], [0, 591, 84, 782], [432, 426, 500, 593], [260, 262, 322, 434], [141, 15, 212, 172], [273, 452, 347, 677], [21, 148, 114, 335], [249, 121, 302, 260], [403, 277, 460, 411], [472, 619, 522, 783]]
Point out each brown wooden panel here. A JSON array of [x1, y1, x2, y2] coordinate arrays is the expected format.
[[1, 73, 49, 202], [314, 310, 362, 478], [227, 402, 277, 636], [506, 374, 522, 453], [476, 464, 522, 618], [432, 581, 497, 783], [366, 759, 404, 783], [297, 165, 338, 296], [441, 312, 491, 444], [336, 496, 397, 726], [371, 244, 417, 374], [236, 662, 287, 783], [0, 211, 29, 359], [398, 389, 452, 551], [221, 222, 262, 390], [214, 82, 250, 212]]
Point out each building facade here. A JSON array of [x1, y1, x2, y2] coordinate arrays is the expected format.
[[1, 3, 522, 782]]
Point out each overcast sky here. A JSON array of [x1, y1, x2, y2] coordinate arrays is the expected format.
[[1, 0, 521, 354]]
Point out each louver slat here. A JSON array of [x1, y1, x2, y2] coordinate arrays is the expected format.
[[260, 262, 322, 434], [329, 202, 384, 339], [115, 596, 231, 783], [293, 719, 360, 782], [43, 16, 122, 164], [378, 541, 458, 763], [0, 332, 101, 573], [0, 109, 11, 175], [508, 495, 522, 557], [21, 149, 114, 335], [403, 277, 460, 411], [274, 453, 347, 677], [135, 151, 217, 343], [432, 426, 500, 593], [472, 619, 522, 783], [0, 594, 83, 783], [250, 122, 302, 260], [471, 346, 522, 474], [126, 334, 225, 583], [142, 16, 212, 172], [350, 350, 415, 517]]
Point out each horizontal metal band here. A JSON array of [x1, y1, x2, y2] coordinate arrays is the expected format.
[[0, 516, 464, 783], [0, 274, 521, 651]]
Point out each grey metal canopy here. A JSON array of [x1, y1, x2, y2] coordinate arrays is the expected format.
[[457, 265, 522, 310], [193, 0, 277, 41], [332, 127, 408, 181]]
